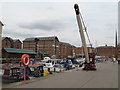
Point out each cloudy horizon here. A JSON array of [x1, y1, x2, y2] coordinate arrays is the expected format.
[[1, 2, 118, 47]]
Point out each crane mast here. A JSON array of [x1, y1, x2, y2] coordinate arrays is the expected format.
[[74, 4, 96, 71], [74, 4, 90, 63]]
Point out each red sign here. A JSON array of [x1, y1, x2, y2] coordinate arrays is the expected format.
[[21, 54, 30, 66]]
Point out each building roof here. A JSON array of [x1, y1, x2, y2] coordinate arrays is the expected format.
[[23, 36, 59, 42], [13, 39, 19, 42], [96, 46, 115, 48], [0, 21, 4, 26], [2, 37, 6, 40], [2, 37, 13, 41], [40, 51, 48, 55], [59, 42, 72, 46], [3, 48, 36, 55], [13, 39, 22, 44]]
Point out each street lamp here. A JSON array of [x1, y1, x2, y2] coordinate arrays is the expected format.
[[35, 38, 39, 54]]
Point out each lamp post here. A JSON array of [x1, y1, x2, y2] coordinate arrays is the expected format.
[[35, 38, 39, 57]]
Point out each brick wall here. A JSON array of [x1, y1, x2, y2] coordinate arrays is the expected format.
[[2, 38, 13, 48], [23, 39, 60, 58], [23, 41, 36, 51], [2, 37, 22, 49], [13, 40, 22, 49], [96, 46, 116, 57], [23, 38, 74, 59], [74, 47, 93, 57]]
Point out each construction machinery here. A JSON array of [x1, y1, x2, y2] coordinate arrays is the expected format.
[[74, 4, 96, 71]]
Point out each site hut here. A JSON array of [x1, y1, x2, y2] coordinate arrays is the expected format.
[[2, 48, 36, 63], [23, 36, 60, 59], [0, 21, 4, 59]]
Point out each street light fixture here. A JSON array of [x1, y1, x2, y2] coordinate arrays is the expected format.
[[35, 38, 39, 54]]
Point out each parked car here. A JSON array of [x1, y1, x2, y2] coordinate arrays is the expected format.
[[59, 61, 72, 70], [76, 58, 85, 66], [42, 63, 54, 73], [53, 64, 65, 72], [36, 61, 54, 73], [95, 58, 101, 62], [72, 61, 81, 67]]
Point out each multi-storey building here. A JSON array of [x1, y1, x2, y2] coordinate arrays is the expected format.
[[2, 37, 22, 49], [23, 36, 60, 58], [13, 39, 22, 49], [23, 36, 74, 58], [2, 37, 13, 48], [96, 46, 116, 57], [74, 47, 93, 57], [59, 42, 73, 58]]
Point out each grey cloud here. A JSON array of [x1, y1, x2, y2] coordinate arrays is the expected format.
[[47, 6, 54, 10], [3, 29, 35, 40], [18, 20, 66, 31], [106, 36, 114, 39], [104, 23, 117, 30]]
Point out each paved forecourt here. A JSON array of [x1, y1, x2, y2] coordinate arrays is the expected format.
[[15, 62, 118, 88]]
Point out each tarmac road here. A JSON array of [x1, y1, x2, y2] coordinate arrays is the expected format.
[[14, 62, 118, 88]]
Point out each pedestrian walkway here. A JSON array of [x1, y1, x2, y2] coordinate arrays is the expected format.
[[15, 62, 118, 88]]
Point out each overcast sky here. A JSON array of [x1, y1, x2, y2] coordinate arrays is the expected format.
[[1, 1, 118, 47]]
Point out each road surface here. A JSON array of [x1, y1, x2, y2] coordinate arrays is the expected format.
[[13, 62, 118, 88]]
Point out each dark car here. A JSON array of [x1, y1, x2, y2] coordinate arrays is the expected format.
[[59, 61, 72, 70]]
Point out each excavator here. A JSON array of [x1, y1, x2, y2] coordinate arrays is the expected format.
[[74, 4, 96, 71]]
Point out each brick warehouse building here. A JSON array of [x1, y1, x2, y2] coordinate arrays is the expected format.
[[73, 47, 93, 58], [2, 37, 36, 62], [23, 36, 74, 59], [13, 39, 22, 49], [96, 46, 116, 57], [23, 36, 60, 58], [2, 37, 22, 49], [2, 37, 13, 48], [59, 42, 73, 58]]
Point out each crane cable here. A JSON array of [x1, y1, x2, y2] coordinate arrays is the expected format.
[[79, 11, 93, 52]]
